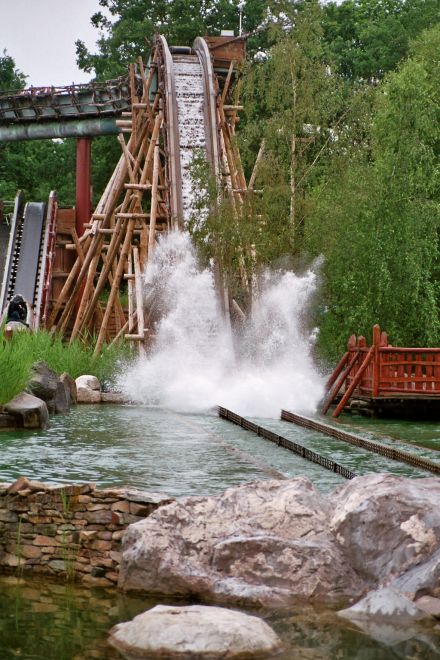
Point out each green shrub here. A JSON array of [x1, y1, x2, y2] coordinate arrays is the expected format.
[[0, 330, 134, 405]]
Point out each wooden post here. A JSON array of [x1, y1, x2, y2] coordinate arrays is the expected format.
[[127, 251, 135, 333], [94, 219, 136, 355], [148, 144, 160, 258], [133, 246, 145, 352], [372, 323, 381, 398], [333, 348, 374, 418], [76, 137, 92, 237], [321, 350, 360, 415]]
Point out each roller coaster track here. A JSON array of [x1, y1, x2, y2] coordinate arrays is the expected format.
[[0, 191, 56, 329]]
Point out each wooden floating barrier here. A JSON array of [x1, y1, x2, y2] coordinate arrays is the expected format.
[[281, 409, 440, 476], [323, 324, 440, 418], [217, 406, 356, 480]]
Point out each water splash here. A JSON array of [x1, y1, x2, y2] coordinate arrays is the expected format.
[[118, 232, 325, 417]]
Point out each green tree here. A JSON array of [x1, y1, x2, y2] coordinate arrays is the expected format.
[[240, 0, 343, 256], [0, 50, 26, 91], [306, 24, 440, 360], [323, 0, 440, 81], [76, 0, 268, 80]]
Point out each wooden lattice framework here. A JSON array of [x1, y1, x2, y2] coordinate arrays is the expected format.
[[47, 37, 251, 354]]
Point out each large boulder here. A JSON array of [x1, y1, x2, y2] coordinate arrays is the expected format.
[[27, 361, 58, 412], [4, 392, 49, 429], [330, 474, 440, 587], [27, 362, 72, 414], [60, 372, 77, 405], [108, 605, 283, 659], [118, 478, 363, 607]]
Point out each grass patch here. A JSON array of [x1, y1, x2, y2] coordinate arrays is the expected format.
[[0, 330, 134, 405]]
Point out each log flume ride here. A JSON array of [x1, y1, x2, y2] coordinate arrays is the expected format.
[[0, 34, 245, 349]]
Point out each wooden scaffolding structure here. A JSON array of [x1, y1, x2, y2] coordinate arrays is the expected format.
[[47, 37, 251, 354]]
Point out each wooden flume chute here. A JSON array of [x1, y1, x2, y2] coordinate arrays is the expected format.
[[48, 35, 251, 354]]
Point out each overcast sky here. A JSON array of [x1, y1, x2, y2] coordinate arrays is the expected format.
[[0, 0, 109, 87], [0, 1, 343, 89]]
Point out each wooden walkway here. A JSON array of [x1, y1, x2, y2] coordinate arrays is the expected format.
[[322, 324, 440, 418]]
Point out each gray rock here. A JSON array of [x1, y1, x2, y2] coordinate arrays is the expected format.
[[5, 392, 49, 429], [76, 388, 101, 404], [0, 412, 17, 429], [119, 478, 362, 606], [330, 473, 440, 586], [101, 391, 129, 404], [414, 595, 440, 618], [391, 547, 440, 600], [60, 372, 77, 405], [108, 604, 283, 659], [75, 375, 102, 404], [76, 375, 101, 391], [27, 362, 72, 414], [338, 587, 432, 622], [27, 361, 58, 403], [122, 489, 174, 505]]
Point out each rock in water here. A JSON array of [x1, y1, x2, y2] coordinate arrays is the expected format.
[[108, 604, 283, 658], [330, 473, 440, 586], [338, 587, 431, 622], [75, 375, 101, 404], [4, 392, 49, 429], [27, 361, 58, 402], [27, 362, 73, 413], [118, 477, 362, 606]]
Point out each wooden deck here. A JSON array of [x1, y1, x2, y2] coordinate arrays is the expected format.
[[323, 324, 440, 418]]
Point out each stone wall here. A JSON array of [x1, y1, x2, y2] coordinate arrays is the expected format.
[[0, 477, 173, 587]]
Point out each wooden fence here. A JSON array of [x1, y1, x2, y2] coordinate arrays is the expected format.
[[322, 324, 440, 417]]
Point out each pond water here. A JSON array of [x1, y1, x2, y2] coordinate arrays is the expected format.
[[1, 405, 439, 496], [1, 404, 440, 658], [1, 575, 439, 659]]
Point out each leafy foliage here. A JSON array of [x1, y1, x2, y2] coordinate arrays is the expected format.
[[322, 0, 440, 80], [305, 25, 440, 360], [0, 330, 134, 405], [76, 0, 268, 80]]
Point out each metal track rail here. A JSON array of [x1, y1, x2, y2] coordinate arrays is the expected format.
[[158, 35, 183, 228], [193, 37, 220, 180], [218, 406, 357, 480], [34, 192, 57, 329], [14, 202, 46, 306], [281, 409, 440, 476], [0, 191, 24, 313]]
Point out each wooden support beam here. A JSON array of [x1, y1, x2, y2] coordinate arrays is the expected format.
[[148, 143, 160, 258], [128, 251, 135, 333], [94, 218, 136, 355], [221, 61, 234, 105], [333, 348, 374, 418], [133, 246, 145, 341], [124, 183, 167, 191]]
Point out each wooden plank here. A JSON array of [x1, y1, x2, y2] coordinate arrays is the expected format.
[[128, 251, 135, 333], [148, 144, 160, 258], [133, 246, 144, 340]]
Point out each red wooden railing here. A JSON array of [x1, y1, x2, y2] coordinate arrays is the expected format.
[[322, 324, 440, 417]]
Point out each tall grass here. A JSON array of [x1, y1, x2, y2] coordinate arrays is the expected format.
[[0, 330, 134, 405]]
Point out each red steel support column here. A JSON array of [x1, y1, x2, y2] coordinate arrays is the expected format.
[[75, 137, 92, 237]]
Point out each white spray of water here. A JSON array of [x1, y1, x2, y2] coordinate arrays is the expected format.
[[118, 232, 325, 418]]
